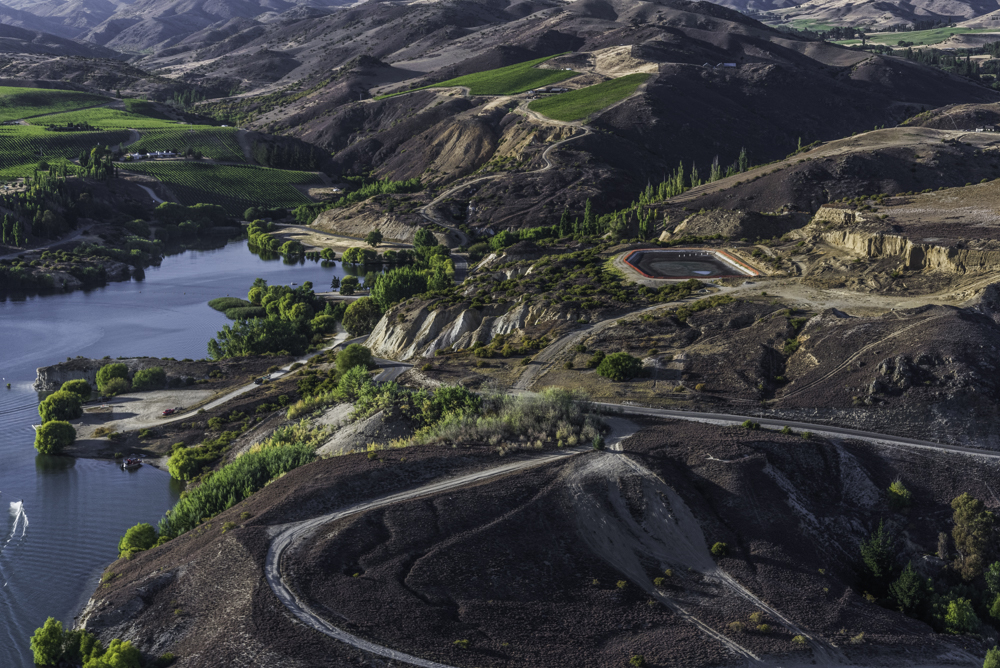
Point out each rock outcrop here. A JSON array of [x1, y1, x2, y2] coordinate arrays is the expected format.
[[367, 299, 575, 360]]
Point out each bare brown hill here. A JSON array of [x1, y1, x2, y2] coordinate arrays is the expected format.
[[77, 421, 995, 667]]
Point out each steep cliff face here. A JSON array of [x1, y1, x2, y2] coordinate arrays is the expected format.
[[812, 206, 1000, 275], [367, 299, 575, 360]]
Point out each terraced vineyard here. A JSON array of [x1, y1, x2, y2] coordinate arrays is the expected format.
[[27, 108, 176, 129], [379, 54, 576, 99], [0, 125, 132, 179], [128, 128, 245, 162], [120, 161, 319, 214], [0, 86, 111, 123]]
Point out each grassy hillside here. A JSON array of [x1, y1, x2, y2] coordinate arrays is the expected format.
[[430, 54, 576, 95], [27, 107, 177, 129], [0, 86, 111, 123], [0, 125, 131, 179], [528, 74, 650, 122], [120, 161, 319, 214]]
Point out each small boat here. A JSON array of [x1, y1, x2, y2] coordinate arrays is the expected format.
[[121, 457, 142, 470]]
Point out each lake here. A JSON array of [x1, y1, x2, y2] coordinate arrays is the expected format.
[[0, 241, 350, 666]]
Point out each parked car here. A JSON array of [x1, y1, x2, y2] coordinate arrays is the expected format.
[[162, 408, 177, 416]]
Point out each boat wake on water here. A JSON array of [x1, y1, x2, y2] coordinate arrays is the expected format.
[[3, 500, 28, 550]]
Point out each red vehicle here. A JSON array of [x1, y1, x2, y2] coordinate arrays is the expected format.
[[162, 408, 177, 416]]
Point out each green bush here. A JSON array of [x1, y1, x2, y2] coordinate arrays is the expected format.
[[945, 597, 979, 634], [342, 297, 382, 336], [30, 617, 65, 666], [38, 390, 82, 423], [100, 377, 131, 396], [629, 655, 646, 667], [595, 352, 642, 382], [225, 306, 267, 320], [34, 420, 76, 454], [132, 366, 166, 391], [118, 523, 158, 559], [489, 230, 518, 251], [711, 542, 728, 557], [985, 646, 1000, 668], [337, 343, 373, 374], [60, 379, 92, 401], [159, 442, 315, 538], [96, 363, 129, 394], [84, 638, 141, 668], [888, 479, 912, 510], [208, 297, 252, 311]]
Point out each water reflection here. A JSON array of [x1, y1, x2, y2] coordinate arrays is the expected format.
[[34, 455, 75, 474]]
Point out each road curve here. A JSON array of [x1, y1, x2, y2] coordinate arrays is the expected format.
[[264, 448, 587, 668], [598, 403, 1000, 461]]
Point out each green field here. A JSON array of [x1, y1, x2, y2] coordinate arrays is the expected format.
[[379, 54, 577, 99], [127, 127, 245, 162], [835, 27, 1000, 46], [0, 86, 111, 123], [431, 54, 577, 95], [0, 124, 131, 179], [120, 161, 320, 214], [528, 74, 650, 122]]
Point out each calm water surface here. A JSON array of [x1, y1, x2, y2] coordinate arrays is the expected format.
[[0, 241, 348, 666]]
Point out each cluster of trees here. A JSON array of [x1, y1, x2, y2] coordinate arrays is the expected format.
[[246, 219, 304, 257], [338, 230, 455, 336], [78, 145, 117, 181], [0, 176, 79, 241], [292, 177, 423, 225], [34, 379, 92, 454], [860, 490, 1000, 637], [0, 214, 25, 246], [251, 140, 325, 171], [595, 352, 644, 381], [30, 617, 146, 668], [207, 279, 342, 359], [243, 206, 287, 222], [151, 201, 229, 242]]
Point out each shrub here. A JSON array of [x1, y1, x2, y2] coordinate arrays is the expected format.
[[629, 655, 646, 667], [711, 542, 728, 557], [118, 522, 158, 559], [945, 597, 979, 634], [616, 580, 627, 589], [792, 635, 807, 646], [38, 390, 82, 423], [653, 577, 665, 587], [985, 646, 1000, 668], [337, 343, 373, 374], [563, 361, 573, 369], [453, 639, 470, 650], [132, 366, 166, 391], [727, 621, 745, 634], [101, 376, 131, 396], [887, 479, 912, 511], [592, 435, 605, 450], [96, 363, 129, 393], [60, 379, 92, 401], [596, 352, 642, 381], [35, 420, 76, 455], [742, 420, 759, 430], [585, 351, 605, 368], [158, 442, 315, 538], [757, 624, 772, 634]]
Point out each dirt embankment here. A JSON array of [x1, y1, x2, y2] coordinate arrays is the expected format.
[[76, 420, 994, 667]]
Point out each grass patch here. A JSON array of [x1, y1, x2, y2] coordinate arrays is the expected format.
[[208, 297, 251, 311], [26, 107, 176, 129], [378, 54, 575, 98], [528, 74, 650, 122], [0, 86, 110, 123], [120, 161, 319, 215]]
